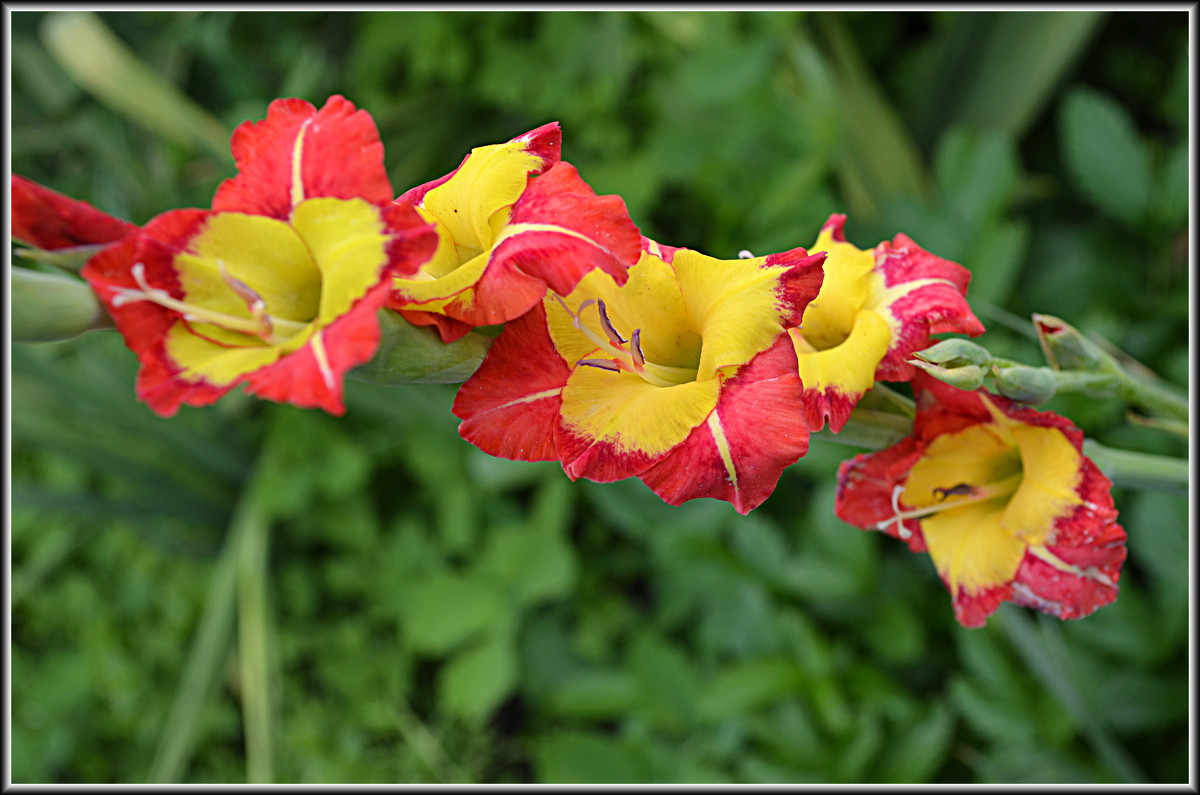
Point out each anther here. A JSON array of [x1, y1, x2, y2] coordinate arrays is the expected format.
[[596, 299, 625, 345], [738, 250, 755, 259]]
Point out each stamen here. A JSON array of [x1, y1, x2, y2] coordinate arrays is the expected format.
[[630, 328, 645, 368], [876, 474, 1023, 535], [578, 358, 622, 372], [596, 299, 625, 344], [738, 250, 755, 259], [108, 262, 303, 344]]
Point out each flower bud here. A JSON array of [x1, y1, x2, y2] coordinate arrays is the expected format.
[[11, 267, 109, 342], [992, 364, 1057, 404], [909, 358, 987, 390], [350, 309, 493, 385], [1032, 313, 1105, 371], [912, 337, 994, 368]]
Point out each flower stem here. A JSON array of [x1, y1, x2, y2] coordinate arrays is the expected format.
[[1081, 439, 1190, 493]]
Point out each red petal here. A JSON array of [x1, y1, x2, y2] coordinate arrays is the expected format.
[[381, 200, 439, 279], [242, 278, 392, 416], [213, 96, 393, 219], [1011, 523, 1126, 621], [763, 247, 826, 328], [453, 302, 568, 462], [639, 336, 811, 514], [393, 308, 476, 344], [950, 583, 1013, 629], [11, 175, 136, 250], [834, 436, 927, 551], [497, 161, 642, 294], [82, 209, 227, 417]]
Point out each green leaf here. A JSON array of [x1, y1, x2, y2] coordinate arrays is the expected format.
[[934, 125, 1020, 228], [40, 12, 230, 159], [534, 732, 644, 784], [439, 636, 518, 726], [399, 573, 508, 656], [1152, 140, 1188, 228], [872, 704, 956, 783], [1060, 86, 1153, 226], [550, 670, 638, 719], [695, 658, 803, 722]]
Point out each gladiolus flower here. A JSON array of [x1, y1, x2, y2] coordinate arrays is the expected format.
[[791, 214, 985, 433], [81, 96, 438, 417], [835, 374, 1126, 628], [388, 123, 642, 342], [453, 238, 825, 514]]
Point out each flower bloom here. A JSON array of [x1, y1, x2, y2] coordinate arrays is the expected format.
[[835, 374, 1126, 628], [82, 96, 438, 416], [388, 123, 642, 342], [791, 214, 985, 433], [11, 174, 137, 253], [453, 238, 825, 514]]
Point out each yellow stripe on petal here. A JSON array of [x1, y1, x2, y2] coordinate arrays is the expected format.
[[289, 197, 389, 322], [921, 500, 1027, 598], [291, 121, 309, 208], [422, 141, 543, 251], [1002, 424, 1083, 544], [790, 308, 890, 399], [707, 412, 738, 493], [671, 249, 790, 381], [560, 366, 719, 458], [494, 222, 627, 260]]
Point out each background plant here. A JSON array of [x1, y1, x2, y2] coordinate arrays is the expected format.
[[9, 9, 1189, 784]]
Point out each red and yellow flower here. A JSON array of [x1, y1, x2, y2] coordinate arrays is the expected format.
[[791, 214, 985, 433], [81, 96, 438, 417], [835, 374, 1126, 628], [453, 238, 825, 514], [388, 123, 643, 342]]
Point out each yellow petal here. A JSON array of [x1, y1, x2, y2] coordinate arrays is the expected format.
[[921, 500, 1027, 598], [904, 424, 1021, 509], [421, 141, 543, 251], [547, 251, 697, 370], [799, 226, 876, 350], [559, 365, 720, 458], [1002, 424, 1083, 544], [790, 307, 890, 398], [671, 249, 791, 381], [177, 212, 320, 325], [289, 197, 389, 323]]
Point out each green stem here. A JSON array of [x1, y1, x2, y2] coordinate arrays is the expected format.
[[1081, 439, 1190, 493], [1113, 371, 1189, 423], [146, 481, 249, 782], [236, 481, 274, 783]]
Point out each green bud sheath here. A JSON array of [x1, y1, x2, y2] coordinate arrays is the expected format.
[[11, 267, 109, 342]]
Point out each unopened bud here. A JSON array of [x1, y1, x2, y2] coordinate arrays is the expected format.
[[913, 338, 994, 369], [351, 309, 493, 385], [992, 364, 1057, 404], [910, 359, 987, 390], [12, 267, 110, 342], [1032, 313, 1105, 371]]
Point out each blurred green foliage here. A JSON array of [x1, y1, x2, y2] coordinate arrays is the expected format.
[[9, 9, 1189, 784]]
